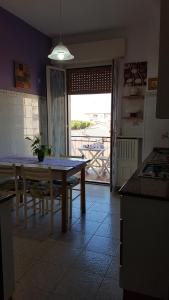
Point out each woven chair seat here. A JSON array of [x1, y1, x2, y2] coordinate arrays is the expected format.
[[54, 175, 80, 187], [29, 181, 61, 199], [0, 179, 15, 191]]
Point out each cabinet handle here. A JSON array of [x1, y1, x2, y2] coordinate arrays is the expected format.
[[120, 219, 123, 243], [120, 243, 123, 266], [120, 219, 123, 266]]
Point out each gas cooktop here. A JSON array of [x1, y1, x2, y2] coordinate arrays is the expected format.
[[141, 163, 169, 179], [138, 149, 169, 179]]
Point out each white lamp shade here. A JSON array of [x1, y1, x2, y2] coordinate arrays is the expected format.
[[48, 42, 74, 61]]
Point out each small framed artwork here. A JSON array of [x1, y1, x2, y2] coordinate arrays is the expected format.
[[148, 78, 158, 90], [14, 62, 31, 89], [124, 61, 147, 86]]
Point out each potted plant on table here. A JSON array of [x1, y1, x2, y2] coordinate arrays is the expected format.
[[25, 135, 52, 162]]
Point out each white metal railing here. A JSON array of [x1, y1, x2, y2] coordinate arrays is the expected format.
[[70, 135, 110, 159]]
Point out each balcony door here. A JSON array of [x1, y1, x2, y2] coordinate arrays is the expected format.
[[46, 66, 67, 156], [69, 93, 111, 184], [46, 62, 119, 191], [67, 65, 113, 186]]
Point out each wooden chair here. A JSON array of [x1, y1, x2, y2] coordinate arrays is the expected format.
[[0, 164, 25, 224], [54, 155, 85, 218], [21, 166, 61, 233]]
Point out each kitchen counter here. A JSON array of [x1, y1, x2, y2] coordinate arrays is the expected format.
[[119, 148, 169, 299], [0, 192, 15, 300], [119, 148, 169, 200]]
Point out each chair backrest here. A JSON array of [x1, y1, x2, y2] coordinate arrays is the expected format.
[[0, 164, 18, 191], [21, 165, 54, 199], [60, 154, 85, 159], [0, 164, 16, 177], [21, 166, 53, 181]]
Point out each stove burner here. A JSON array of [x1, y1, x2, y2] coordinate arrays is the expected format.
[[140, 163, 169, 179]]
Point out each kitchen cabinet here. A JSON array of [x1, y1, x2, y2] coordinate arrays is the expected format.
[[156, 0, 169, 118], [120, 195, 169, 299], [0, 193, 15, 300]]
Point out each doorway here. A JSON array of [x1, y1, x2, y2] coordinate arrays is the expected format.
[[69, 93, 111, 184], [46, 64, 118, 190]]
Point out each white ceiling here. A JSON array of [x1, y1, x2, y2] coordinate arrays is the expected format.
[[0, 0, 160, 38]]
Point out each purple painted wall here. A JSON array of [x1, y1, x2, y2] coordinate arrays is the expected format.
[[0, 7, 51, 96]]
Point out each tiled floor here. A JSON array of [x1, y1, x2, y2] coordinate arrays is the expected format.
[[12, 184, 123, 300]]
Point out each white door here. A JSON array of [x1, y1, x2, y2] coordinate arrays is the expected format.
[[46, 66, 67, 156]]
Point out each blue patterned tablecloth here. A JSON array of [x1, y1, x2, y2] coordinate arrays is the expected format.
[[0, 156, 83, 168]]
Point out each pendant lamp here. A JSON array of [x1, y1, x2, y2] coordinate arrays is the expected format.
[[48, 0, 74, 61]]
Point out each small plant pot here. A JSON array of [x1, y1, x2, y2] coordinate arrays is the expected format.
[[38, 149, 45, 162]]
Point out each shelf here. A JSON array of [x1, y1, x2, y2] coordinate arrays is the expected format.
[[122, 95, 144, 100]]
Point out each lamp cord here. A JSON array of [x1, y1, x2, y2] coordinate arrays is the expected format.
[[59, 0, 62, 42]]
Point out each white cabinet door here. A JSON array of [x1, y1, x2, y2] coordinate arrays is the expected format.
[[156, 0, 169, 118], [120, 195, 169, 299]]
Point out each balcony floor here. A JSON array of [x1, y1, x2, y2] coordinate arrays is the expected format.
[[85, 169, 110, 183]]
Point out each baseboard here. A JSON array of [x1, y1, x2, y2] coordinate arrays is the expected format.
[[123, 289, 165, 300]]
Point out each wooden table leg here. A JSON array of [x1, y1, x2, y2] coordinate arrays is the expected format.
[[81, 167, 86, 214], [62, 173, 68, 233]]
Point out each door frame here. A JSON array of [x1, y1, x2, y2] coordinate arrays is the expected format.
[[67, 93, 112, 186]]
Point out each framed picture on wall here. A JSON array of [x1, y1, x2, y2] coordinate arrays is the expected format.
[[148, 78, 158, 90], [124, 61, 147, 86], [14, 62, 31, 89]]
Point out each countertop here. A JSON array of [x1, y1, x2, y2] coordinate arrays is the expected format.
[[0, 192, 15, 204], [119, 148, 169, 200], [117, 136, 142, 140]]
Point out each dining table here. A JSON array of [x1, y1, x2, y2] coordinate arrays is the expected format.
[[0, 155, 89, 233]]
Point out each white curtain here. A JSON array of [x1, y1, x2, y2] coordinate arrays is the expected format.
[[39, 96, 48, 145], [47, 67, 67, 156]]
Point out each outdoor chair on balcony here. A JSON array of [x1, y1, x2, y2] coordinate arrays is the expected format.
[[21, 166, 61, 233], [53, 154, 85, 218], [98, 154, 110, 176]]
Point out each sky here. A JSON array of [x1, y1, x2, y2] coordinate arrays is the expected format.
[[70, 94, 111, 120]]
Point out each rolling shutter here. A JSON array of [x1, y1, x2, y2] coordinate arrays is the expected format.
[[67, 65, 112, 95]]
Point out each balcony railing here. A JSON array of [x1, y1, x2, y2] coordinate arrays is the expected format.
[[70, 135, 110, 183]]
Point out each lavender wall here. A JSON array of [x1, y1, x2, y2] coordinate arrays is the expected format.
[[0, 7, 51, 96]]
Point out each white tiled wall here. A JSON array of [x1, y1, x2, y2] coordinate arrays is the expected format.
[[0, 90, 40, 156]]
